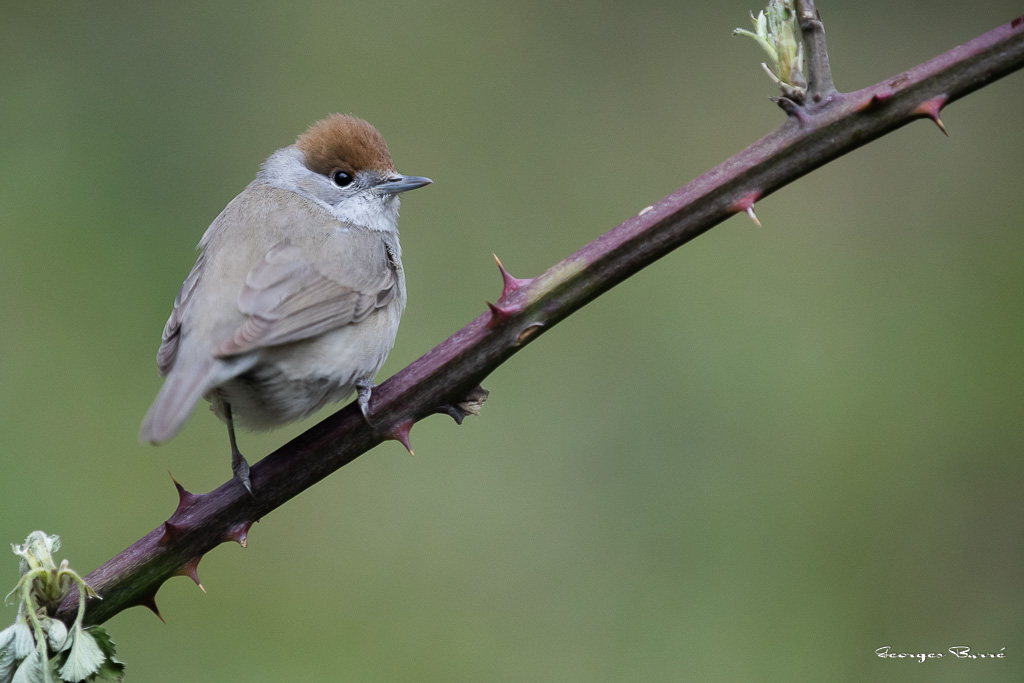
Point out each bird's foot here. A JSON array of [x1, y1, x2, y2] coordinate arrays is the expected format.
[[355, 379, 376, 426], [231, 447, 254, 497]]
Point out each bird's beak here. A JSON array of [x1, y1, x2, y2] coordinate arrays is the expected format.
[[380, 174, 433, 194]]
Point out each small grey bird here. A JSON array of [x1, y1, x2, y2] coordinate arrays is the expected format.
[[139, 114, 431, 492]]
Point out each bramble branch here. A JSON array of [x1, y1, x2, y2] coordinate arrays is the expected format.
[[56, 7, 1024, 627]]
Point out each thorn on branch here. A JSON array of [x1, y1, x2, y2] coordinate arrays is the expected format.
[[486, 301, 517, 327], [857, 90, 894, 112], [224, 521, 254, 548], [745, 206, 762, 228], [913, 95, 949, 135], [138, 592, 165, 623], [493, 254, 531, 300], [160, 520, 185, 544], [775, 96, 808, 122], [176, 557, 206, 593], [389, 420, 415, 455], [730, 191, 764, 227], [170, 472, 201, 517]]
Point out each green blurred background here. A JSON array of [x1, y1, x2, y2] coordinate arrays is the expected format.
[[2, 2, 1023, 681]]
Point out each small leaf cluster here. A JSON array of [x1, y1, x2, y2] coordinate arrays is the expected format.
[[0, 533, 124, 683], [734, 0, 807, 99]]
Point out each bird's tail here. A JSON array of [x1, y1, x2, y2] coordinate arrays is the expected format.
[[139, 360, 220, 444]]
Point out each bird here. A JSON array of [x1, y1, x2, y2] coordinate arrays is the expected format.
[[139, 114, 431, 493]]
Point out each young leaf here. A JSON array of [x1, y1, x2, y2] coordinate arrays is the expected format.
[[11, 650, 45, 683], [40, 621, 66, 656], [9, 625, 33, 661], [89, 660, 123, 682], [57, 627, 102, 683], [0, 625, 20, 683], [80, 629, 122, 682]]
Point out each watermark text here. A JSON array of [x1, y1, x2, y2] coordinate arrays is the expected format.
[[875, 646, 1006, 662]]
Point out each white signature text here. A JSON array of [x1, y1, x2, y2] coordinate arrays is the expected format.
[[875, 646, 1006, 663]]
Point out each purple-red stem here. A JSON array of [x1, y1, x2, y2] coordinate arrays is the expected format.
[[56, 12, 1024, 626]]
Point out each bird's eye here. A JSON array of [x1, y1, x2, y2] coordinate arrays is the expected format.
[[331, 170, 353, 187]]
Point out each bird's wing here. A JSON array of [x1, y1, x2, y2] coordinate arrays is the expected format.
[[156, 250, 207, 376], [215, 237, 398, 358]]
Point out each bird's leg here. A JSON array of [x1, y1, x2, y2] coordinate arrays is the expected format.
[[355, 379, 376, 425], [223, 401, 253, 496]]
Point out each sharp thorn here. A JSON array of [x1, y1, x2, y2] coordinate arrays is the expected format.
[[493, 253, 531, 300], [730, 191, 763, 227], [913, 95, 949, 136], [139, 593, 165, 623], [224, 520, 254, 548], [160, 520, 185, 544], [486, 301, 515, 327], [745, 206, 762, 228], [169, 471, 201, 517], [775, 96, 808, 122], [390, 420, 415, 455], [857, 90, 893, 112], [177, 557, 205, 593]]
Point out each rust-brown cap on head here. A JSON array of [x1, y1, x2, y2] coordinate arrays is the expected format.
[[296, 114, 395, 177]]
